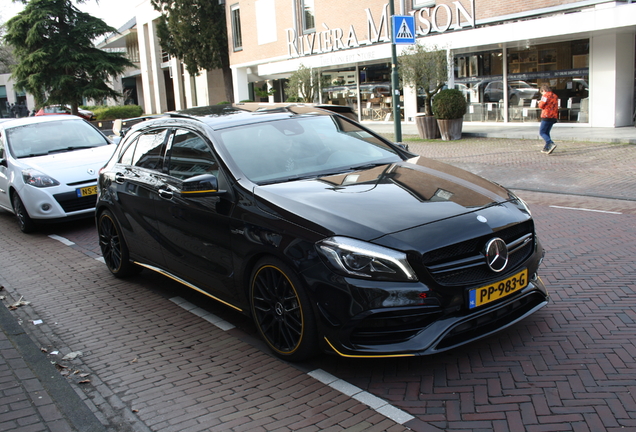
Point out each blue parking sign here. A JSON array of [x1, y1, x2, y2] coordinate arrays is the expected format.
[[392, 15, 415, 45]]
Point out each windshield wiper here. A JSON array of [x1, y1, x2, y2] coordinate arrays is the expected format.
[[347, 162, 392, 171], [18, 153, 49, 158], [47, 145, 97, 154], [258, 174, 320, 185]]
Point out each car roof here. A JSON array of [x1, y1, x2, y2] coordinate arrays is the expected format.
[[124, 103, 337, 134]]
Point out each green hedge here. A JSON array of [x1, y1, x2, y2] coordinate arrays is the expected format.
[[87, 105, 144, 120]]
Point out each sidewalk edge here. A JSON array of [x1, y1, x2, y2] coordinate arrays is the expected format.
[[0, 300, 107, 432]]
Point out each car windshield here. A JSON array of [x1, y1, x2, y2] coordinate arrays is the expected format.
[[6, 119, 109, 158], [217, 115, 403, 184]]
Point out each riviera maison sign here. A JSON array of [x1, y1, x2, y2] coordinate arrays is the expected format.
[[286, 0, 475, 58]]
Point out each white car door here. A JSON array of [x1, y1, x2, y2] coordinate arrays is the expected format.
[[0, 129, 13, 212]]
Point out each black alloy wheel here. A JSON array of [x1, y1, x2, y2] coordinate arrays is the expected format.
[[97, 210, 139, 277], [250, 258, 318, 361], [11, 193, 36, 233]]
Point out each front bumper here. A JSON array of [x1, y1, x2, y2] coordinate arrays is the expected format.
[[18, 184, 97, 220], [317, 275, 549, 358]]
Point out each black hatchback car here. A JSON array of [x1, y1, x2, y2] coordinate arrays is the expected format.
[[96, 104, 548, 361]]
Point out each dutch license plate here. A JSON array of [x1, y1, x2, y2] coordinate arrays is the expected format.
[[76, 185, 98, 197], [469, 269, 528, 309]]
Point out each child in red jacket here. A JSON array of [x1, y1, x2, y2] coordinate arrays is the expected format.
[[538, 84, 558, 154]]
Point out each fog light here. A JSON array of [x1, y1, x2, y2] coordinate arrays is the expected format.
[[41, 204, 51, 211]]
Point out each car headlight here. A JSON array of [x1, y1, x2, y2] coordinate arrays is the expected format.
[[22, 168, 60, 187], [316, 236, 417, 282]]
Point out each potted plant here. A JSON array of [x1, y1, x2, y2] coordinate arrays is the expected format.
[[398, 44, 447, 139], [432, 88, 467, 141]]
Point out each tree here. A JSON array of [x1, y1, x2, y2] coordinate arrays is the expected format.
[[151, 0, 234, 103], [3, 0, 133, 115], [0, 23, 16, 74], [398, 44, 448, 116], [285, 64, 330, 103]]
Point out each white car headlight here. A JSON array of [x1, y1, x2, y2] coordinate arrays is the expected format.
[[22, 168, 60, 187], [317, 236, 418, 282]]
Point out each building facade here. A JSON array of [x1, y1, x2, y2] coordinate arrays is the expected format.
[[226, 0, 636, 127], [0, 74, 36, 118], [98, 2, 227, 115]]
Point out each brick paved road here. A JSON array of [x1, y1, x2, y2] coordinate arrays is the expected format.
[[0, 212, 410, 432], [1, 136, 635, 431]]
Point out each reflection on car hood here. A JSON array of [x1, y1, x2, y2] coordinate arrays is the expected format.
[[20, 145, 116, 182], [254, 156, 513, 240]]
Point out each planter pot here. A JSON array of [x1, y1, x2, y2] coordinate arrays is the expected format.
[[415, 114, 440, 139], [436, 118, 463, 141]]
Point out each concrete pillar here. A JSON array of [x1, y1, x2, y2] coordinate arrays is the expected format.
[[147, 19, 167, 114], [171, 59, 185, 110], [232, 67, 250, 103], [183, 70, 196, 108], [267, 80, 275, 103], [135, 77, 145, 113], [590, 32, 635, 127], [138, 22, 156, 114]]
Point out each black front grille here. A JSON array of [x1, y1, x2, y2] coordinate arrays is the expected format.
[[436, 292, 547, 350], [350, 307, 442, 345], [53, 191, 97, 213], [422, 220, 534, 286]]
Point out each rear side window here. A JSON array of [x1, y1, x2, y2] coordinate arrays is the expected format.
[[119, 129, 169, 170], [166, 129, 218, 180]]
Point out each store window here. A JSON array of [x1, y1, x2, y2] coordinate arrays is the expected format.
[[231, 4, 243, 51], [454, 39, 589, 123], [321, 64, 396, 122], [506, 39, 589, 123], [302, 0, 315, 33], [454, 50, 504, 121]]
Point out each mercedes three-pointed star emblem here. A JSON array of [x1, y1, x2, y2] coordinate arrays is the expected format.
[[484, 238, 509, 272]]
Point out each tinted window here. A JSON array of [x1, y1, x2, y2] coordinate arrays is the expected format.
[[125, 129, 169, 170], [167, 129, 218, 180]]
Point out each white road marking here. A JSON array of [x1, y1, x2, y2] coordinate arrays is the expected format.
[[170, 297, 235, 330], [549, 205, 622, 214], [48, 235, 75, 246], [309, 369, 415, 424]]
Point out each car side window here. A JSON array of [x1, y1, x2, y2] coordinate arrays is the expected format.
[[166, 129, 218, 180], [119, 129, 169, 170]]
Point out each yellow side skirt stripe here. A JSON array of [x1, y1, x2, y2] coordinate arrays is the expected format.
[[134, 262, 243, 312]]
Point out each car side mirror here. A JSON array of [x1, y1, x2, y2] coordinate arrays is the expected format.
[[0, 159, 6, 168], [181, 174, 226, 197]]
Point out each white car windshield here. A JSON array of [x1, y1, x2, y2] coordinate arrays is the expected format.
[[7, 119, 109, 158], [218, 115, 403, 184]]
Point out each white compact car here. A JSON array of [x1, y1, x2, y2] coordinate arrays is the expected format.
[[0, 115, 116, 232]]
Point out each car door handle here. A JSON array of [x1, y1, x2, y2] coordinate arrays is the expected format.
[[158, 188, 173, 200], [114, 173, 125, 184]]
